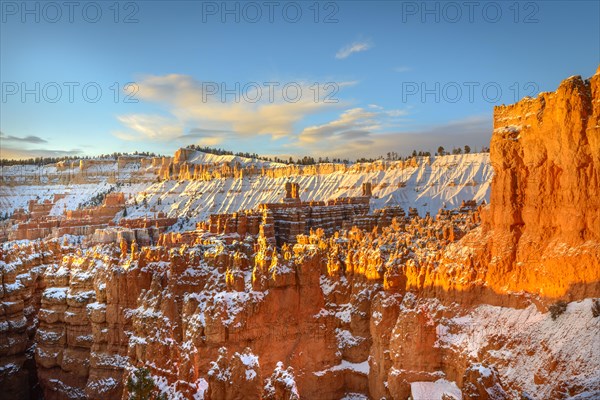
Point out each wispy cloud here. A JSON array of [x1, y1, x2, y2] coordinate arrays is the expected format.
[[299, 108, 380, 144], [312, 115, 491, 159], [394, 66, 411, 73], [296, 106, 409, 150], [0, 131, 83, 160], [177, 128, 232, 146], [0, 131, 48, 144], [335, 41, 372, 59], [113, 114, 183, 142], [0, 131, 77, 160], [1, 146, 82, 160], [109, 74, 490, 160], [113, 74, 351, 143]]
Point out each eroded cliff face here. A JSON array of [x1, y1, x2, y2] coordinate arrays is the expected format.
[[0, 240, 65, 399], [0, 206, 485, 399], [482, 68, 600, 299], [401, 69, 600, 302], [12, 205, 597, 400]]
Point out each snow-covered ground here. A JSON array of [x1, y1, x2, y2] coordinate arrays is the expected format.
[[180, 151, 278, 167], [438, 299, 600, 399], [411, 379, 462, 400], [0, 152, 493, 229]]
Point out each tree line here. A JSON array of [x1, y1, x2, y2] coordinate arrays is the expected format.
[[0, 151, 159, 167], [1, 145, 489, 168], [187, 145, 488, 165]]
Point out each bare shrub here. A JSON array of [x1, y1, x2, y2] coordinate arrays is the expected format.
[[549, 300, 568, 320]]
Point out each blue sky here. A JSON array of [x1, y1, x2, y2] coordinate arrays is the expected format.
[[1, 0, 599, 160]]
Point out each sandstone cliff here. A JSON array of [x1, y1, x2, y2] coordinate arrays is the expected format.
[[388, 68, 600, 302], [483, 68, 600, 298]]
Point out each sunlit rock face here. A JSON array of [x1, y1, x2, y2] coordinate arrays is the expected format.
[[406, 70, 600, 304], [1, 205, 483, 400], [480, 68, 600, 299]]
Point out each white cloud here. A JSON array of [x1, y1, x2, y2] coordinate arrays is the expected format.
[[113, 114, 183, 142], [292, 112, 490, 159], [335, 41, 372, 59], [297, 106, 409, 149], [113, 74, 350, 142], [110, 74, 490, 161], [385, 109, 409, 117]]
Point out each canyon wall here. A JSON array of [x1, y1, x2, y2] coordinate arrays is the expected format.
[[0, 240, 64, 399], [11, 200, 597, 400], [392, 68, 600, 302], [480, 69, 600, 299]]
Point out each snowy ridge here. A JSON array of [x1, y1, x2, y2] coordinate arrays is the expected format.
[[181, 150, 281, 167], [123, 153, 492, 228], [0, 153, 492, 229]]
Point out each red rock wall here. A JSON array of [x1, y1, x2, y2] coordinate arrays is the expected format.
[[482, 69, 600, 298]]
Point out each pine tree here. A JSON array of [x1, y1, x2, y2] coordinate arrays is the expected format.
[[126, 367, 167, 400]]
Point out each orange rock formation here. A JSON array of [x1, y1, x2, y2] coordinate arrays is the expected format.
[[1, 69, 599, 400], [482, 69, 600, 299]]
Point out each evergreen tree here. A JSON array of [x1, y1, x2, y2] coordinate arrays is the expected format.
[[126, 367, 167, 400]]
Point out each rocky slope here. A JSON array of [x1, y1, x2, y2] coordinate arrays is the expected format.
[[4, 204, 598, 400]]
